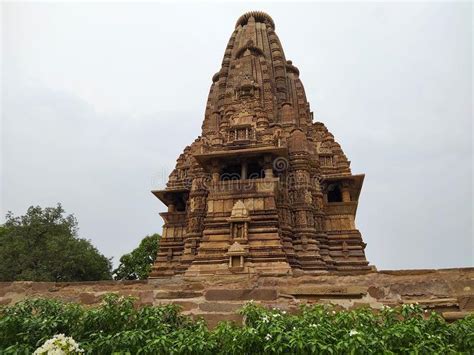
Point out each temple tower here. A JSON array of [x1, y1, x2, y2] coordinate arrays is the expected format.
[[150, 11, 370, 277]]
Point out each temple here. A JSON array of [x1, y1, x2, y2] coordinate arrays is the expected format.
[[150, 11, 370, 277]]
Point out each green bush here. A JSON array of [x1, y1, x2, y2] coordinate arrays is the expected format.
[[0, 294, 472, 354]]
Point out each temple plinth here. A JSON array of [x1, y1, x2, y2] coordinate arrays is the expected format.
[[150, 11, 371, 277]]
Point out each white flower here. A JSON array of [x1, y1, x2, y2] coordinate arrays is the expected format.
[[262, 315, 270, 323], [332, 310, 336, 314], [34, 334, 84, 354], [265, 333, 272, 341], [281, 310, 287, 315], [349, 330, 359, 337], [309, 323, 317, 328]]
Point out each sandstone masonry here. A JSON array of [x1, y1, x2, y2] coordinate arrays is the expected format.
[[1, 268, 473, 327], [151, 11, 370, 277]]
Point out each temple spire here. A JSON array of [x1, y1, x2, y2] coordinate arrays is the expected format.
[[150, 12, 370, 277]]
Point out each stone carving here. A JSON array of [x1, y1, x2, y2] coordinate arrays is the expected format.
[[150, 11, 371, 277], [230, 200, 249, 218]]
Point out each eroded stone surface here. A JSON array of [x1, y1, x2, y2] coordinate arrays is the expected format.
[[0, 269, 472, 322]]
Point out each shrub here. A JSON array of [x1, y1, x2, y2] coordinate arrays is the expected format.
[[0, 295, 472, 354]]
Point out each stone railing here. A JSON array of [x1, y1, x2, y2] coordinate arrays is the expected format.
[[209, 178, 279, 196]]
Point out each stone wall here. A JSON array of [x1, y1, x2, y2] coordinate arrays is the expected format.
[[1, 268, 473, 327]]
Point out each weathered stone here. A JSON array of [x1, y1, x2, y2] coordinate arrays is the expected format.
[[368, 286, 385, 299], [390, 281, 451, 297], [138, 291, 154, 305], [154, 290, 202, 299], [458, 295, 474, 311], [79, 293, 98, 305], [205, 288, 277, 301], [199, 302, 242, 312], [0, 298, 12, 305], [31, 282, 56, 292], [173, 301, 200, 312], [0, 269, 473, 324], [442, 311, 472, 321], [281, 286, 367, 298], [197, 313, 243, 328], [156, 301, 199, 312]]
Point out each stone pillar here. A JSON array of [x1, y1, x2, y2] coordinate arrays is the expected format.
[[210, 160, 220, 183], [263, 155, 274, 179], [342, 182, 351, 202], [181, 167, 209, 269], [288, 130, 326, 272], [241, 160, 248, 180]]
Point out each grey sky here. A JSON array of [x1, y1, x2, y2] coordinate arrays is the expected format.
[[2, 2, 472, 270]]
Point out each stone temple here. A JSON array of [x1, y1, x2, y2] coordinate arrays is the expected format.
[[150, 11, 370, 277]]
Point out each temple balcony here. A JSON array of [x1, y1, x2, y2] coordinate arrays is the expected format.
[[208, 177, 279, 196]]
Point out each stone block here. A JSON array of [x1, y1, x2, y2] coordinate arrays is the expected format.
[[280, 286, 367, 298], [214, 200, 224, 213], [254, 198, 264, 210], [155, 290, 202, 299], [244, 198, 254, 211], [224, 199, 234, 212], [442, 311, 472, 322], [264, 197, 276, 209], [199, 302, 242, 312], [174, 301, 200, 311], [156, 301, 199, 311], [390, 281, 451, 297], [0, 298, 12, 305], [31, 282, 56, 292], [205, 288, 277, 301], [197, 313, 243, 328], [79, 292, 98, 305], [138, 291, 154, 305], [367, 286, 385, 299], [458, 295, 474, 311]]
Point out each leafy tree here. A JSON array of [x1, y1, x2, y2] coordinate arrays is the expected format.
[[0, 204, 112, 281], [113, 234, 160, 280]]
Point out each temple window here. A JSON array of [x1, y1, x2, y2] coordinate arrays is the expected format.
[[320, 156, 333, 167], [327, 184, 342, 203], [231, 255, 241, 268], [220, 164, 241, 181], [176, 201, 186, 212], [247, 162, 264, 179]]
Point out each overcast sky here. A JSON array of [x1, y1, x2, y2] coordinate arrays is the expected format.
[[2, 2, 472, 270]]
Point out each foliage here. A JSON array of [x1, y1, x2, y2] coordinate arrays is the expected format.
[[0, 204, 112, 281], [113, 234, 160, 280], [0, 295, 473, 354]]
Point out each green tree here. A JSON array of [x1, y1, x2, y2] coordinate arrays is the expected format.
[[113, 234, 160, 280], [0, 204, 112, 281]]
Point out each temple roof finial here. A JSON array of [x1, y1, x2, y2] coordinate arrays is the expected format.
[[235, 11, 275, 29]]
